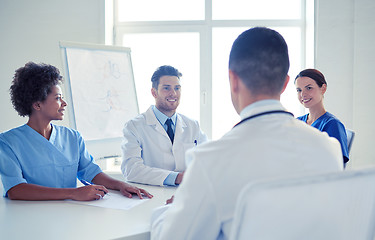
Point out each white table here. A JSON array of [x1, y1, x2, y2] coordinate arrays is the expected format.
[[0, 173, 175, 240]]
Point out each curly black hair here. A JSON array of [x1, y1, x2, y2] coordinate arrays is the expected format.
[[10, 62, 63, 117]]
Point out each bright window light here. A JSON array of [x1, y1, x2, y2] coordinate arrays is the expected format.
[[118, 0, 205, 21], [212, 0, 301, 20], [212, 27, 304, 139], [122, 32, 200, 120], [113, 0, 312, 139]]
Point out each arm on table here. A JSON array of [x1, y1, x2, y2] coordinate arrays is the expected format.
[[92, 172, 153, 199], [7, 182, 108, 201]]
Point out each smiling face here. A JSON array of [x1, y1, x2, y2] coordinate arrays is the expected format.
[[151, 75, 181, 117], [295, 76, 326, 109], [36, 85, 67, 121]]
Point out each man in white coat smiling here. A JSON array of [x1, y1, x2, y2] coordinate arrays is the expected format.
[[150, 27, 343, 239], [121, 65, 207, 186]]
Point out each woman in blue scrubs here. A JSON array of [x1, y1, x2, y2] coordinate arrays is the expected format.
[[295, 69, 349, 165], [0, 62, 153, 201]]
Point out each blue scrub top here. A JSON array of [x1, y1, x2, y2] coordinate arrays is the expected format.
[[0, 124, 102, 197], [297, 112, 349, 163]]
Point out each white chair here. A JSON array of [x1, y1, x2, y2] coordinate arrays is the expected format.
[[230, 168, 375, 240], [346, 129, 355, 153]]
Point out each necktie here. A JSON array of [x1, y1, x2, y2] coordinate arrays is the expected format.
[[165, 118, 174, 144]]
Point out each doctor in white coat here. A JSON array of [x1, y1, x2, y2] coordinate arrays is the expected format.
[[150, 28, 343, 240], [121, 65, 208, 186]]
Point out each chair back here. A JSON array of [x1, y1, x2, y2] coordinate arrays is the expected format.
[[230, 168, 375, 240], [346, 129, 355, 153]]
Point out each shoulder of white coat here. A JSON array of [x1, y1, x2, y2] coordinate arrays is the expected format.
[[185, 133, 230, 165], [124, 112, 148, 128], [177, 113, 200, 127], [293, 118, 342, 152]]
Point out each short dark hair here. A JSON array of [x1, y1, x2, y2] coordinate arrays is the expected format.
[[229, 27, 290, 95], [295, 68, 327, 87], [10, 62, 63, 117], [151, 65, 182, 89]]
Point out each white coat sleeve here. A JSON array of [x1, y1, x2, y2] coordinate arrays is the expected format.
[[151, 151, 222, 240], [198, 126, 209, 145], [121, 121, 173, 186]]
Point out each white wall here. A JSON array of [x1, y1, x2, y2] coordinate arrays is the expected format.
[[0, 0, 374, 167], [0, 0, 105, 131], [316, 0, 375, 168]]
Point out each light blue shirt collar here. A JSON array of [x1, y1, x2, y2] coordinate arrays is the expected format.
[[240, 99, 281, 119], [152, 105, 177, 127]]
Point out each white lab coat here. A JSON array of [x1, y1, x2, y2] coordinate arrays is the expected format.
[[151, 100, 343, 240], [121, 106, 208, 186]]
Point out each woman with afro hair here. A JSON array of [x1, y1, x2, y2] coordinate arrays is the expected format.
[[0, 62, 152, 201]]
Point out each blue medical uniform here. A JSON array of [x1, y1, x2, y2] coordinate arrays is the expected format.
[[297, 112, 349, 164], [0, 124, 102, 197]]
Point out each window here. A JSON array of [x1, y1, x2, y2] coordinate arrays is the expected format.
[[110, 0, 313, 139], [117, 0, 204, 21], [212, 0, 301, 20], [119, 32, 200, 121]]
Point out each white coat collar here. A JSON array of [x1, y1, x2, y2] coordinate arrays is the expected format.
[[240, 100, 287, 120], [144, 106, 188, 139]]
